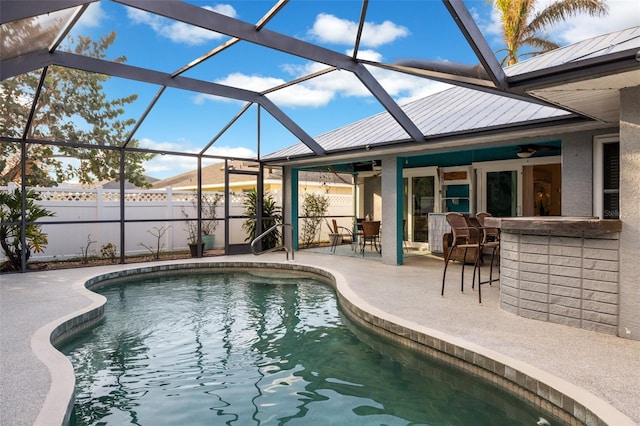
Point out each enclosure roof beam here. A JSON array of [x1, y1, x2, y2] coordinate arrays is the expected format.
[[0, 0, 96, 25], [442, 0, 508, 89], [114, 0, 359, 72], [2, 50, 326, 155], [115, 0, 423, 144]]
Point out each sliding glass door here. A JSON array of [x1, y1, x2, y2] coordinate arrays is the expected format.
[[486, 170, 518, 217], [476, 158, 561, 217]]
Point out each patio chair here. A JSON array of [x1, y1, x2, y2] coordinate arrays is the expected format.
[[355, 218, 365, 245], [360, 220, 381, 256], [475, 212, 500, 297], [441, 212, 482, 301], [328, 219, 354, 253]]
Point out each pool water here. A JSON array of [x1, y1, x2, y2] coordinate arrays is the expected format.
[[62, 271, 555, 425]]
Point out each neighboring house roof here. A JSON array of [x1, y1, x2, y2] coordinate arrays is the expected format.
[[152, 160, 352, 189], [102, 176, 159, 190], [152, 160, 260, 189], [264, 27, 640, 162]]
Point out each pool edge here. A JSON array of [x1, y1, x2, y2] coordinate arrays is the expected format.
[[37, 260, 634, 426]]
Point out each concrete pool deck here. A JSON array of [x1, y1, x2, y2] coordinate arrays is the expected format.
[[1, 251, 638, 425]]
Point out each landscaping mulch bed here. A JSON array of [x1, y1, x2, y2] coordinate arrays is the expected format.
[[1, 249, 225, 273]]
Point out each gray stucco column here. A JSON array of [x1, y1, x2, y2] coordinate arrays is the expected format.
[[619, 86, 640, 340], [381, 155, 402, 265], [561, 131, 593, 216]]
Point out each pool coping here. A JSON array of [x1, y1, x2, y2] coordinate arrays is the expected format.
[[36, 260, 634, 426]]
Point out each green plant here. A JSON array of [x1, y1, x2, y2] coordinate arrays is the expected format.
[[139, 226, 170, 260], [0, 188, 55, 271], [182, 208, 199, 245], [100, 242, 118, 263], [299, 192, 330, 248], [201, 193, 222, 235], [242, 189, 282, 250], [79, 234, 97, 264]]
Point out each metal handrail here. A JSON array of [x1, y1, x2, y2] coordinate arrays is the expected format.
[[250, 223, 295, 261]]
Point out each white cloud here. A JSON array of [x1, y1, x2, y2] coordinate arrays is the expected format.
[[76, 3, 106, 29], [291, 58, 451, 104], [193, 53, 452, 110], [308, 13, 409, 47], [192, 72, 336, 108], [127, 4, 238, 46], [546, 0, 640, 44], [352, 49, 383, 62], [138, 137, 256, 178]]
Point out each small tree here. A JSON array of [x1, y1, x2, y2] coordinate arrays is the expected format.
[[300, 192, 330, 248], [139, 226, 170, 260], [242, 189, 282, 250], [197, 192, 223, 236], [79, 234, 97, 264], [0, 29, 154, 187], [0, 188, 55, 271]]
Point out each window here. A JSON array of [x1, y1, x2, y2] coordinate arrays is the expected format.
[[594, 135, 619, 219]]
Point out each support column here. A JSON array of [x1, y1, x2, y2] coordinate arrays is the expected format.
[[282, 166, 299, 251], [618, 86, 640, 340], [381, 155, 403, 265], [561, 131, 593, 216]]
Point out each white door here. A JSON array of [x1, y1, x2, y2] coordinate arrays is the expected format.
[[403, 167, 439, 244], [475, 160, 522, 217]]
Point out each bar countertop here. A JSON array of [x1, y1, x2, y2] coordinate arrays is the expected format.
[[484, 216, 622, 235]]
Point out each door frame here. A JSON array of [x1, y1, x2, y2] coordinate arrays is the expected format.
[[403, 166, 439, 245], [474, 156, 561, 217]]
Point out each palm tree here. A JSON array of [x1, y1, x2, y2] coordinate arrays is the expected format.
[[492, 0, 608, 66]]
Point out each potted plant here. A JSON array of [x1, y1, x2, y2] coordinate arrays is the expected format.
[[201, 193, 222, 250], [184, 218, 204, 257], [182, 206, 204, 257]]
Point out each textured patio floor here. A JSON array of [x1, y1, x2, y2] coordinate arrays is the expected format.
[[1, 250, 638, 425]]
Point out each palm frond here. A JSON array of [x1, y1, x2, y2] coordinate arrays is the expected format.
[[521, 35, 560, 53], [528, 0, 608, 33]]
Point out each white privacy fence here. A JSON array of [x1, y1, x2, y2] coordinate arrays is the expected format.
[[0, 184, 354, 262]]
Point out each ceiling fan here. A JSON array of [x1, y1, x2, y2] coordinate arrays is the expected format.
[[516, 144, 559, 158], [353, 160, 382, 175]]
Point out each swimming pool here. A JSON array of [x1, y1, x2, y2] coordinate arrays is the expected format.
[[61, 268, 557, 425]]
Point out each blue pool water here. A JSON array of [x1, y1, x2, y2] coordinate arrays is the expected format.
[[62, 270, 556, 425]]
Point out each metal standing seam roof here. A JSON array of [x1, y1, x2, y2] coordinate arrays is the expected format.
[[263, 86, 571, 160], [264, 26, 640, 162], [505, 26, 640, 76]]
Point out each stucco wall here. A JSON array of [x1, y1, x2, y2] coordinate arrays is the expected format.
[[561, 132, 594, 216], [619, 86, 640, 340], [501, 231, 620, 335]]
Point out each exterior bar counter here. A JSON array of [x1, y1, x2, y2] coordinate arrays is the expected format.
[[484, 216, 622, 335]]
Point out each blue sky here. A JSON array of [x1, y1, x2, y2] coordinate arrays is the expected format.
[[66, 0, 639, 179]]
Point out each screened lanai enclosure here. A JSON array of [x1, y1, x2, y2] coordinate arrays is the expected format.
[[2, 0, 638, 271], [0, 0, 503, 271]]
